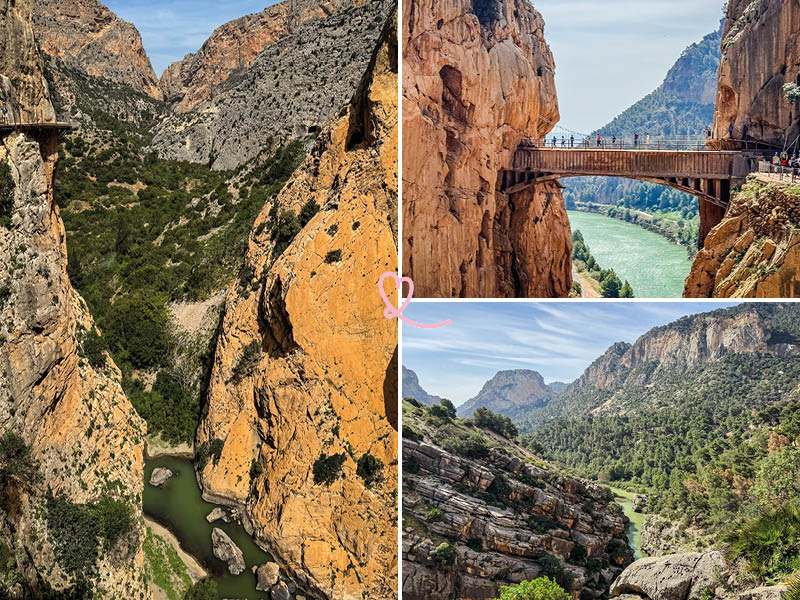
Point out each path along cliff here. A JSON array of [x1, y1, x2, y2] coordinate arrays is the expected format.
[[402, 0, 572, 298]]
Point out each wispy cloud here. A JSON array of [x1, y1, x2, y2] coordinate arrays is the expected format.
[[103, 0, 279, 75], [403, 301, 738, 405]]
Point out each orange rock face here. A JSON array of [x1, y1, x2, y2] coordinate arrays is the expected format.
[[160, 0, 347, 112], [686, 180, 800, 297], [402, 0, 572, 298], [712, 0, 800, 146], [197, 13, 398, 600], [33, 0, 163, 100]]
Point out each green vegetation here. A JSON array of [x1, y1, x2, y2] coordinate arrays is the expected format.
[[429, 542, 456, 566], [441, 432, 491, 459], [495, 577, 570, 600], [726, 502, 800, 581], [473, 407, 518, 439], [232, 341, 261, 382], [0, 161, 13, 228], [196, 439, 224, 470], [143, 528, 192, 600], [571, 230, 634, 298], [183, 579, 218, 600], [356, 452, 384, 487], [313, 453, 347, 485], [0, 431, 38, 510]]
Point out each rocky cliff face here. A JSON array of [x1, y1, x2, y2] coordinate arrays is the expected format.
[[458, 369, 557, 418], [160, 0, 347, 112], [196, 11, 398, 599], [712, 0, 800, 146], [403, 366, 442, 406], [686, 180, 800, 298], [151, 0, 393, 171], [0, 2, 148, 596], [402, 0, 571, 298], [32, 0, 163, 101], [402, 404, 633, 600]]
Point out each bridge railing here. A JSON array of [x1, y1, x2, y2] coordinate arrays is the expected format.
[[521, 137, 717, 151], [759, 160, 800, 183]]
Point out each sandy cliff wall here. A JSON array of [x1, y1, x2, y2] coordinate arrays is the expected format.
[[0, 1, 148, 595], [33, 0, 163, 100], [713, 0, 800, 146], [402, 0, 571, 298], [196, 12, 398, 600]]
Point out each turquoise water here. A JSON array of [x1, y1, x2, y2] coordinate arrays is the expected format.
[[568, 210, 692, 298], [143, 457, 272, 599]]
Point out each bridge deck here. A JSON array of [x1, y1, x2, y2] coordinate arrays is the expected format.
[[0, 122, 72, 133], [512, 147, 750, 180]]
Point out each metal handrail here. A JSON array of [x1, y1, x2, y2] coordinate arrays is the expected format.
[[519, 137, 779, 153]]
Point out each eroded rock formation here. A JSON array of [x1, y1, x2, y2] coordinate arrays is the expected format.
[[403, 0, 571, 298], [402, 409, 633, 600], [457, 369, 559, 418], [196, 11, 398, 599], [0, 1, 148, 595], [686, 181, 800, 297], [32, 0, 163, 100], [712, 0, 800, 147]]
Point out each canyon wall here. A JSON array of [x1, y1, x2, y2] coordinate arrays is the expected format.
[[32, 0, 163, 100], [712, 0, 800, 146], [402, 0, 571, 298], [196, 11, 398, 600], [0, 1, 148, 596], [160, 0, 347, 112]]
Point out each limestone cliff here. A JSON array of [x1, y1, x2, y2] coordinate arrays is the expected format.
[[0, 1, 148, 596], [686, 180, 800, 297], [712, 0, 800, 146], [403, 366, 442, 406], [402, 402, 633, 600], [402, 0, 571, 298], [151, 0, 393, 171], [196, 11, 397, 600], [160, 0, 347, 112], [32, 0, 163, 101], [457, 370, 558, 418]]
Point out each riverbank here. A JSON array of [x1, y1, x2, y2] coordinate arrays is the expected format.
[[571, 201, 698, 257], [145, 434, 194, 460], [146, 517, 209, 583]]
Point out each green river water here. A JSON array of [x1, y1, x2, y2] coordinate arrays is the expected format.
[[143, 457, 272, 599], [567, 210, 692, 298], [610, 487, 646, 560]]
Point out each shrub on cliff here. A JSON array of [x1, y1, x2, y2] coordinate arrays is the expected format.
[[0, 431, 38, 509], [429, 542, 456, 566], [474, 407, 518, 439], [80, 329, 107, 369], [312, 453, 347, 485], [495, 577, 570, 600], [231, 341, 261, 382], [442, 433, 490, 459], [356, 452, 384, 487], [184, 579, 217, 600]]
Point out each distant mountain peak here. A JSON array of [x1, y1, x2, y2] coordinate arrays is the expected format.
[[457, 369, 562, 418], [402, 366, 442, 406]]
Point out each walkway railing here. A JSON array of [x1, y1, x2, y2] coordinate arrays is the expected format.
[[759, 161, 800, 183], [520, 137, 779, 152]]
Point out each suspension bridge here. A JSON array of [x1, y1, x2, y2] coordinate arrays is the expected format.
[[499, 122, 773, 247]]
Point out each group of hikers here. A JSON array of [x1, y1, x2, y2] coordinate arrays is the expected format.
[[544, 133, 653, 148], [772, 151, 800, 170]]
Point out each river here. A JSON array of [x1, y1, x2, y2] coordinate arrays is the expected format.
[[143, 457, 274, 599], [567, 210, 692, 298], [610, 487, 646, 560]]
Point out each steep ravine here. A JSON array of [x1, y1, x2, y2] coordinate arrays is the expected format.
[[402, 0, 572, 298], [195, 11, 398, 600]]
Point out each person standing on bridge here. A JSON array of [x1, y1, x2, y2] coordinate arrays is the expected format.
[[552, 135, 557, 148], [1, 103, 7, 125], [561, 136, 566, 147], [597, 134, 602, 147], [634, 133, 639, 148], [729, 121, 734, 139], [570, 135, 574, 148], [646, 133, 651, 147]]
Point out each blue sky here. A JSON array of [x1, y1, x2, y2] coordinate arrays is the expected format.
[[103, 0, 279, 76], [534, 0, 726, 133], [402, 301, 739, 406]]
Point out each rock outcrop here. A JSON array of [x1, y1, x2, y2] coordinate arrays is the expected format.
[[196, 10, 398, 599], [403, 0, 571, 298], [0, 1, 148, 596], [402, 407, 633, 600], [256, 561, 281, 591], [610, 552, 733, 600], [686, 180, 800, 297], [32, 0, 163, 100], [160, 0, 348, 112], [149, 467, 174, 487], [151, 0, 394, 171], [402, 366, 442, 406], [712, 0, 800, 147], [458, 369, 559, 418], [211, 527, 246, 575]]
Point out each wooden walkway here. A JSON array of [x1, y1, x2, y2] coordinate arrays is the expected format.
[[502, 146, 762, 247], [0, 122, 72, 134]]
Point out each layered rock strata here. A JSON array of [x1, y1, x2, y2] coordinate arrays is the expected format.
[[402, 0, 571, 298], [196, 11, 398, 600]]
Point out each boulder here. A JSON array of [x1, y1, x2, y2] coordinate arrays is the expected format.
[[270, 581, 290, 600], [611, 551, 732, 600], [632, 494, 648, 513], [255, 562, 280, 591], [737, 586, 788, 600], [206, 507, 227, 523], [211, 528, 246, 575], [149, 467, 174, 487]]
